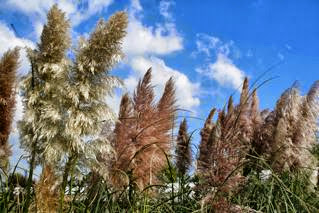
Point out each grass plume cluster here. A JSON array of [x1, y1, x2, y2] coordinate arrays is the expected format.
[[111, 68, 176, 191]]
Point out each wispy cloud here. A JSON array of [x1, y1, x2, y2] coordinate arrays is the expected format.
[[192, 33, 238, 58], [277, 52, 284, 61], [159, 0, 175, 21], [193, 33, 246, 90]]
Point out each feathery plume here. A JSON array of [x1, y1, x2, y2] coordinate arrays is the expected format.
[[134, 68, 154, 112], [38, 4, 70, 63], [19, 4, 71, 165], [237, 77, 253, 147], [156, 77, 176, 143], [254, 82, 319, 172], [134, 70, 176, 189], [111, 69, 177, 191], [131, 69, 157, 189], [66, 11, 128, 148], [18, 5, 128, 210], [0, 48, 19, 172], [250, 90, 261, 124], [198, 108, 216, 172], [227, 95, 234, 115], [239, 77, 249, 106], [176, 118, 191, 176], [111, 93, 136, 188], [249, 89, 262, 146], [198, 78, 256, 209], [75, 11, 127, 76]]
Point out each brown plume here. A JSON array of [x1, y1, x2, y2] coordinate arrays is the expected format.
[[176, 118, 191, 176], [198, 78, 263, 209], [0, 48, 19, 171], [227, 95, 234, 116], [111, 93, 136, 188], [111, 68, 176, 191], [198, 108, 216, 172]]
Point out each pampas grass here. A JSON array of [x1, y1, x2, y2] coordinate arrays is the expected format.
[[176, 119, 191, 176], [1, 73, 319, 213], [111, 69, 177, 191], [0, 4, 318, 213], [0, 48, 19, 173]]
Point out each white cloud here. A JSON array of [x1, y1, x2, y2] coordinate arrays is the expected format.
[[6, 0, 113, 25], [193, 33, 246, 90], [197, 53, 245, 90], [69, 0, 113, 26], [6, 0, 55, 17], [122, 0, 183, 56], [0, 21, 35, 75], [5, 0, 113, 39], [125, 56, 200, 110], [122, 18, 183, 56], [131, 0, 143, 12]]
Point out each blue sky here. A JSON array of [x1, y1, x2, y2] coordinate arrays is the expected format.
[[1, 0, 319, 171]]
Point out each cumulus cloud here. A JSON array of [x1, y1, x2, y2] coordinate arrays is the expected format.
[[197, 53, 245, 90], [125, 56, 200, 109], [122, 0, 182, 56], [118, 0, 199, 110], [122, 20, 183, 56]]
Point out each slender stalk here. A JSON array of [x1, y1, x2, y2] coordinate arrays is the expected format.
[[23, 147, 36, 213]]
